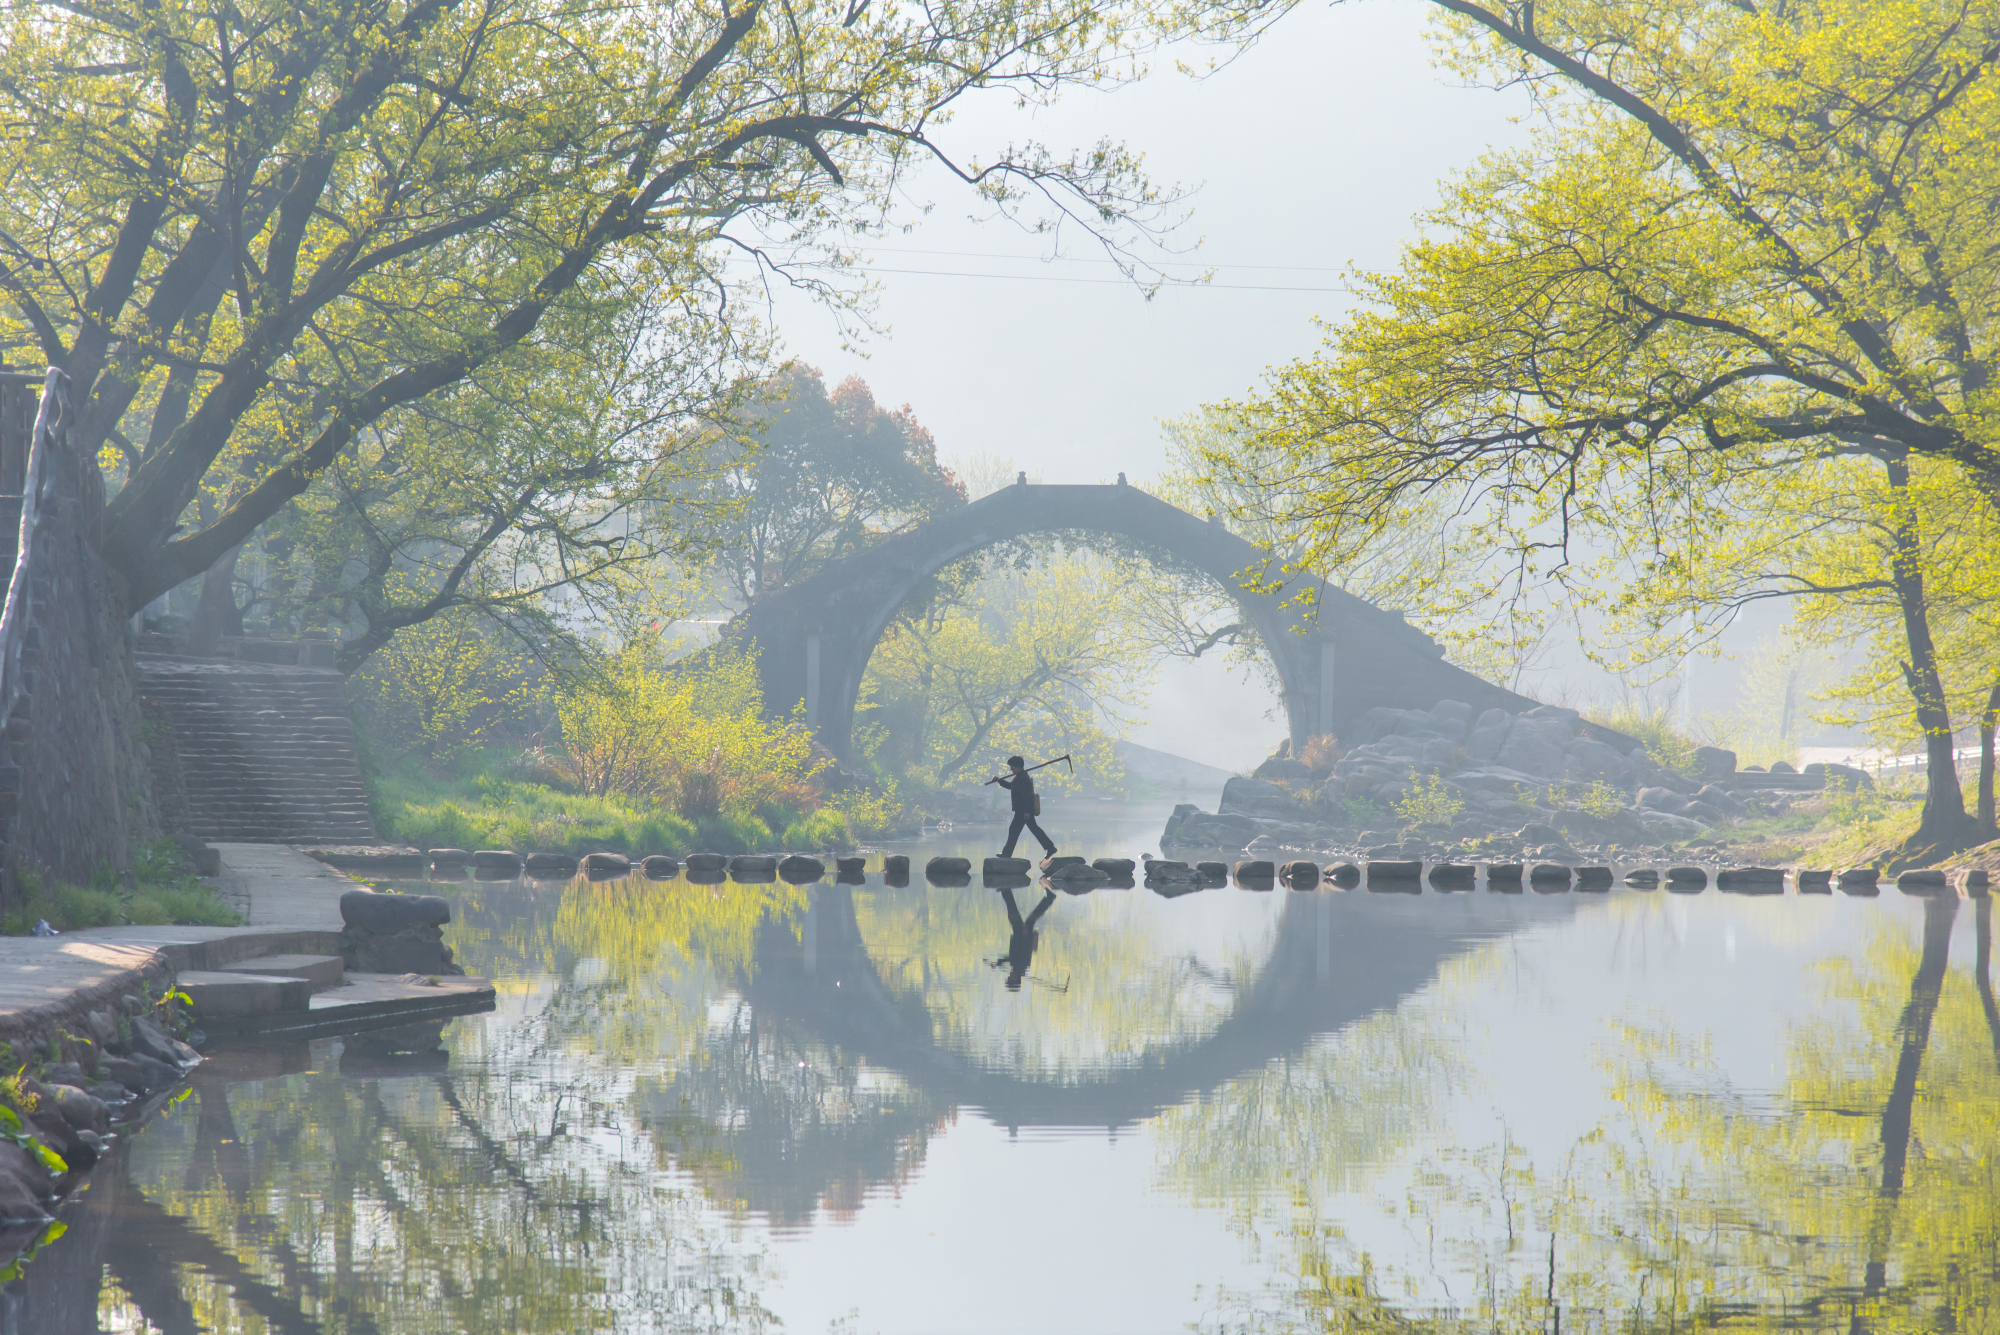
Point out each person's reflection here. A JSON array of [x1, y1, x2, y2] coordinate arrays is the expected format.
[[992, 886, 1057, 991]]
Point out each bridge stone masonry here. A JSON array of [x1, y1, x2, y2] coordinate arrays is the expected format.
[[728, 479, 1603, 763]]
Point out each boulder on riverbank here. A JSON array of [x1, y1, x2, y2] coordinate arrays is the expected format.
[[1159, 700, 1836, 862]]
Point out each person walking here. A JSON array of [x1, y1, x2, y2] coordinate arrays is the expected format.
[[993, 755, 1057, 859]]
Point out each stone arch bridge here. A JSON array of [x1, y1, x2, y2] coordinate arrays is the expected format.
[[728, 481, 1543, 760]]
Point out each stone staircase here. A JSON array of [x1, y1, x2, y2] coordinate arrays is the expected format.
[[138, 658, 378, 844]]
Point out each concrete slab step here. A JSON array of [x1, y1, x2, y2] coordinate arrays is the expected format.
[[220, 953, 346, 992], [178, 970, 314, 1018]]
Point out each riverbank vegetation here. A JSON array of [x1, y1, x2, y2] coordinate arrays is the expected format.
[[0, 841, 242, 935]]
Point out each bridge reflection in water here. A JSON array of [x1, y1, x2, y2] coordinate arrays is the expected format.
[[7, 872, 1994, 1335]]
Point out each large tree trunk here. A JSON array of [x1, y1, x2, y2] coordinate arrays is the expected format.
[[1864, 891, 1957, 1294], [1978, 678, 2000, 837], [184, 544, 241, 658], [1884, 457, 1978, 859]]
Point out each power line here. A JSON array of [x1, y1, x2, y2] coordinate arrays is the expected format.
[[864, 245, 1348, 274], [863, 265, 1346, 292]]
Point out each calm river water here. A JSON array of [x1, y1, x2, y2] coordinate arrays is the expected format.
[[8, 800, 1998, 1333]]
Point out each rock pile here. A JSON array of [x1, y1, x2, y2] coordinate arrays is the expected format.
[[0, 997, 201, 1223], [1161, 700, 1859, 863]]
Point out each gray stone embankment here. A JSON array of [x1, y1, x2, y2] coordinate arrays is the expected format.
[[0, 843, 487, 1229], [1161, 700, 1874, 866]]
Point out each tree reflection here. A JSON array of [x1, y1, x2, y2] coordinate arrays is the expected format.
[[1194, 893, 2000, 1334]]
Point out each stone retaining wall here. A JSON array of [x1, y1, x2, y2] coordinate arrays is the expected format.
[[0, 370, 159, 907]]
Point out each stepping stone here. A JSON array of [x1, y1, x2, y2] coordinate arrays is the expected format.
[[179, 971, 312, 1019], [1195, 861, 1231, 885], [1717, 866, 1784, 894], [1573, 867, 1613, 892], [640, 855, 678, 879], [1325, 862, 1361, 888], [220, 954, 345, 992], [1428, 864, 1475, 891], [584, 852, 631, 878], [685, 852, 728, 874], [984, 857, 1033, 878], [1796, 869, 1832, 893], [1897, 868, 1950, 895], [525, 852, 579, 876], [881, 854, 909, 876], [835, 856, 866, 876], [1281, 861, 1319, 889], [1368, 860, 1422, 880], [1042, 855, 1085, 872], [1090, 858, 1136, 877], [730, 855, 777, 881], [1485, 864, 1524, 892], [1530, 864, 1571, 892], [779, 854, 826, 883], [1838, 868, 1880, 896], [1666, 866, 1707, 892], [1963, 869, 1990, 895], [473, 849, 521, 872], [1048, 863, 1108, 890], [428, 848, 471, 867], [1234, 860, 1276, 888], [1143, 859, 1192, 877], [1625, 869, 1660, 888], [926, 856, 972, 884]]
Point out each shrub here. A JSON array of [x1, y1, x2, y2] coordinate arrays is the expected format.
[[1578, 780, 1626, 819], [1338, 794, 1378, 827], [780, 809, 850, 850], [1585, 703, 1702, 776], [1394, 773, 1464, 827], [1299, 733, 1342, 777], [1, 866, 241, 935]]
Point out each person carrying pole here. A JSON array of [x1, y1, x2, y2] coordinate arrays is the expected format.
[[992, 754, 1057, 859]]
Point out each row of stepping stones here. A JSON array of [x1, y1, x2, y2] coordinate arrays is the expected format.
[[414, 848, 1988, 896]]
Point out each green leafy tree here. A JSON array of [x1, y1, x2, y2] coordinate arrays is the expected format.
[[1204, 0, 2000, 853], [698, 367, 967, 605], [0, 0, 1179, 617]]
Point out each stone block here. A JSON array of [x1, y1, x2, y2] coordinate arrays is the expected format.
[[1573, 866, 1613, 891], [1048, 862, 1108, 888], [641, 855, 678, 879], [584, 851, 631, 878], [1530, 864, 1571, 891], [778, 854, 826, 882], [1796, 869, 1832, 893], [881, 854, 909, 875], [729, 855, 777, 876], [1281, 860, 1320, 889], [1142, 859, 1191, 876], [1897, 868, 1951, 895], [1486, 863, 1523, 891], [685, 852, 728, 874], [926, 856, 972, 879], [1233, 861, 1276, 890], [1090, 858, 1135, 877], [220, 954, 345, 992], [1367, 859, 1422, 880], [835, 856, 866, 876], [1717, 867, 1785, 894], [1962, 868, 1990, 895], [984, 857, 1032, 877], [428, 848, 472, 867], [1195, 861, 1231, 885], [1666, 866, 1708, 892], [340, 890, 450, 934], [1428, 863, 1475, 891], [1837, 868, 1881, 894], [473, 849, 522, 873], [525, 851, 580, 876]]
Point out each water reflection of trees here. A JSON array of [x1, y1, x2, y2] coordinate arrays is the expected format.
[[1193, 894, 2000, 1334], [101, 1062, 780, 1334]]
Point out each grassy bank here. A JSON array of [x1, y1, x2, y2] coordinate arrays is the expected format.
[[0, 840, 242, 935], [373, 751, 857, 855]]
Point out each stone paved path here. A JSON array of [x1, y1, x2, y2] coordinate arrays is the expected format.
[[0, 845, 351, 1051]]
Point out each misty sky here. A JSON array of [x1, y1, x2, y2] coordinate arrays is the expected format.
[[756, 1, 1536, 771]]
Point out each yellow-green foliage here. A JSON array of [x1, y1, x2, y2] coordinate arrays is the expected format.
[[863, 555, 1144, 788], [1578, 780, 1625, 820], [1585, 702, 1701, 776], [556, 644, 827, 822], [1394, 773, 1464, 827], [354, 612, 548, 762]]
